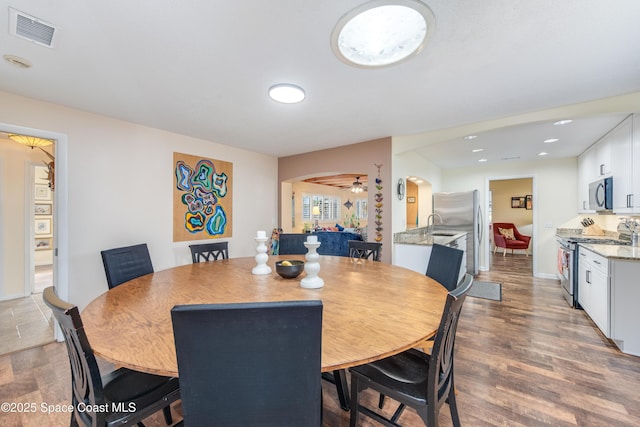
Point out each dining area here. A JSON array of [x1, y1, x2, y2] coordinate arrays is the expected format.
[[39, 234, 474, 426]]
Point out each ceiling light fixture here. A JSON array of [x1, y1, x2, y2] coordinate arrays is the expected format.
[[538, 152, 549, 156], [268, 84, 305, 104], [554, 119, 573, 125], [464, 135, 478, 140], [331, 0, 435, 68], [478, 158, 487, 163], [8, 133, 53, 149], [3, 54, 31, 68], [472, 148, 484, 153], [351, 176, 364, 193], [544, 138, 559, 143]]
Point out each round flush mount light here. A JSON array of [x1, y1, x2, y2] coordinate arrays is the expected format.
[[331, 0, 436, 68], [554, 119, 573, 126], [268, 84, 306, 104]]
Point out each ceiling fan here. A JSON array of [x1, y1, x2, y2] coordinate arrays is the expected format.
[[349, 176, 366, 193]]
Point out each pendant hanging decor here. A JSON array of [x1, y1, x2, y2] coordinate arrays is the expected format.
[[343, 199, 353, 210], [374, 164, 383, 245]]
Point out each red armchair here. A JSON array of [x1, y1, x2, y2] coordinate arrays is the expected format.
[[493, 222, 531, 256]]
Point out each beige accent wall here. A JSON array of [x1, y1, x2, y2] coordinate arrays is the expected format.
[[278, 138, 392, 263], [490, 178, 533, 227]]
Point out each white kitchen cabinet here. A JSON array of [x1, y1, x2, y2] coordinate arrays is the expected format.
[[394, 243, 432, 275], [610, 259, 640, 356], [610, 115, 636, 212], [595, 137, 612, 177], [394, 234, 467, 284], [450, 234, 467, 284], [577, 246, 610, 337], [577, 147, 597, 213]]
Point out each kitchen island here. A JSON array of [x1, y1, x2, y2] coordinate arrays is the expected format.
[[394, 227, 467, 283]]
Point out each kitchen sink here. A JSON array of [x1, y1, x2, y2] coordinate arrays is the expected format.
[[430, 232, 457, 237]]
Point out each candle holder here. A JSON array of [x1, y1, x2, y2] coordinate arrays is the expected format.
[[300, 240, 324, 288], [252, 235, 272, 275]]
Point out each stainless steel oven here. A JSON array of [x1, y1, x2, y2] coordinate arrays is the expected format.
[[557, 237, 579, 308]]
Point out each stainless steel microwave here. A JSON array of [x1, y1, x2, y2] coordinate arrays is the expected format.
[[589, 177, 613, 211]]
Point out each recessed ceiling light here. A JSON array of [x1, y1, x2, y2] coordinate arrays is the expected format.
[[331, 0, 435, 68], [554, 119, 573, 125], [268, 84, 305, 104], [478, 158, 487, 163], [464, 135, 478, 140], [538, 152, 549, 156], [472, 148, 484, 153], [544, 138, 559, 143]]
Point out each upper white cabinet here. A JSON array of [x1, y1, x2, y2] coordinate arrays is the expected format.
[[578, 114, 639, 214], [578, 146, 597, 212], [596, 136, 613, 177], [611, 114, 640, 213]]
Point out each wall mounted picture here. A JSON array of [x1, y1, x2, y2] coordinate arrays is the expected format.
[[35, 238, 52, 251], [407, 197, 416, 203], [512, 196, 526, 208], [35, 203, 52, 215], [173, 152, 233, 242], [35, 184, 52, 201], [35, 218, 51, 235], [526, 195, 533, 210]]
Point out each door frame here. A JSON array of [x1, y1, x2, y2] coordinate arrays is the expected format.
[[484, 174, 537, 275], [1, 122, 68, 341]]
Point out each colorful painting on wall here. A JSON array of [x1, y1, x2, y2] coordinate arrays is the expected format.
[[173, 152, 233, 242]]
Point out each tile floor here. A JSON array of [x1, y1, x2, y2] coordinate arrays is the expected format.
[[0, 266, 55, 356]]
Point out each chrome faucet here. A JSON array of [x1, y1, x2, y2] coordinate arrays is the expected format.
[[426, 213, 442, 232]]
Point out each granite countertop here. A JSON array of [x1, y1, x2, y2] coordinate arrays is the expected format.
[[579, 243, 640, 261], [394, 227, 466, 246]]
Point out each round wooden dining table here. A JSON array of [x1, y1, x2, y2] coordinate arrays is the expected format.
[[82, 255, 448, 377]]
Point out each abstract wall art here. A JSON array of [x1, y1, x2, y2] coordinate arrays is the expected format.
[[173, 152, 233, 242]]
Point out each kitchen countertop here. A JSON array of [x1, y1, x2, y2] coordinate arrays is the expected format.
[[394, 227, 466, 246], [556, 227, 640, 260], [579, 243, 640, 261]]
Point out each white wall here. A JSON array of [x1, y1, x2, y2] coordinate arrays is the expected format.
[[0, 90, 278, 309], [391, 150, 442, 240], [442, 157, 577, 278]]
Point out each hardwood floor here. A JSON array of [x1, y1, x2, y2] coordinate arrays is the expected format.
[[1, 254, 638, 426]]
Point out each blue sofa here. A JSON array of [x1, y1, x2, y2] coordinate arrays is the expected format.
[[278, 232, 363, 256]]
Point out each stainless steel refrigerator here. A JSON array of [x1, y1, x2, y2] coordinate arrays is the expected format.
[[433, 190, 483, 276]]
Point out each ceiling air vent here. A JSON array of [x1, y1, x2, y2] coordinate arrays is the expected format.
[[9, 8, 57, 48]]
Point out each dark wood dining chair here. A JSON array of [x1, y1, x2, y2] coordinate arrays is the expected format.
[[426, 243, 464, 291], [349, 274, 473, 427], [188, 241, 229, 263], [100, 243, 154, 289], [171, 300, 322, 427], [277, 233, 308, 255], [42, 286, 180, 427], [348, 240, 382, 261]]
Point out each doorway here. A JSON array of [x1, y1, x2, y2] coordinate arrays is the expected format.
[[487, 177, 535, 275], [0, 126, 65, 353]]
